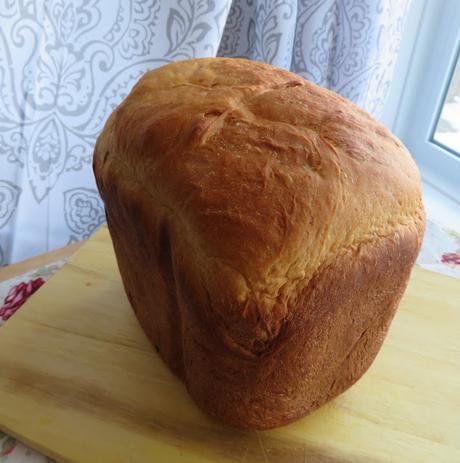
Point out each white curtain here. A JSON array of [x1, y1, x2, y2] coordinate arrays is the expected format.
[[0, 0, 410, 265]]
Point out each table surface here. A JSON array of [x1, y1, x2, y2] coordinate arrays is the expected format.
[[0, 226, 459, 463]]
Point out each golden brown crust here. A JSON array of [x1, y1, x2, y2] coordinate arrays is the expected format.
[[93, 58, 425, 429]]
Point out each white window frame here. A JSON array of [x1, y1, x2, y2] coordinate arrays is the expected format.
[[388, 0, 460, 202]]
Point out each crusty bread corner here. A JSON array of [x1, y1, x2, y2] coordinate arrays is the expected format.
[[93, 58, 425, 428]]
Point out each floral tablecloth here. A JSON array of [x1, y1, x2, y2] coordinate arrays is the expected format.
[[0, 219, 459, 462]]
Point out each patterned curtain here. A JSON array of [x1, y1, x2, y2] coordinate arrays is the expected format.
[[0, 0, 410, 265]]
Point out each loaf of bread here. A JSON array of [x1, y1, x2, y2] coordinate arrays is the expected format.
[[93, 58, 424, 429]]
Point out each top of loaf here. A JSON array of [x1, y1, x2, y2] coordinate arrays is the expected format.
[[94, 58, 424, 356]]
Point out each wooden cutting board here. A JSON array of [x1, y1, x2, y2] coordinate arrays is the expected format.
[[0, 226, 459, 463]]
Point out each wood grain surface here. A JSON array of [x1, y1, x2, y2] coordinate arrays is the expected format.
[[0, 241, 84, 282], [0, 226, 458, 463]]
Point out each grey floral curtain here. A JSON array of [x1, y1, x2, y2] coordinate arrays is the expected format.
[[0, 0, 410, 265]]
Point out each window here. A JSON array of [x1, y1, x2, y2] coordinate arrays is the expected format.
[[389, 0, 460, 201], [432, 50, 460, 156]]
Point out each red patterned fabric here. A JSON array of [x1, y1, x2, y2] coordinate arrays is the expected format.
[[0, 278, 45, 321]]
